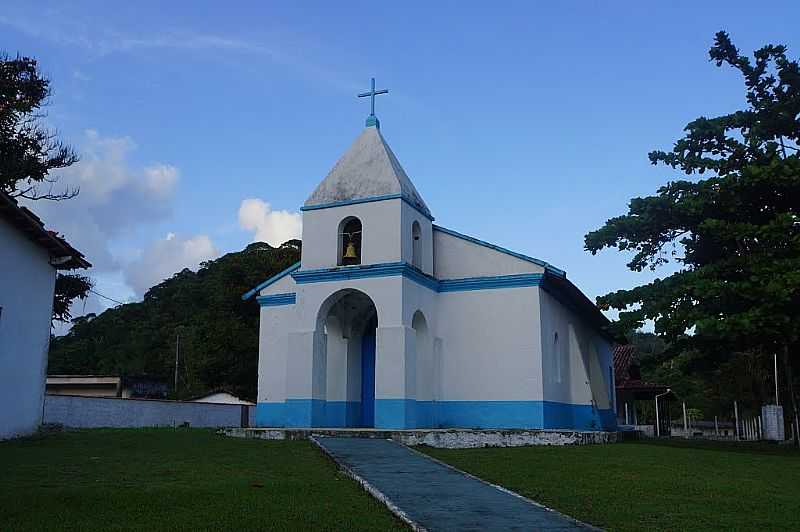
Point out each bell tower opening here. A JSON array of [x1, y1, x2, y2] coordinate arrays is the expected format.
[[411, 221, 422, 269], [338, 217, 362, 266]]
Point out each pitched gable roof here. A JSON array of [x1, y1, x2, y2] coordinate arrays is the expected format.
[[304, 126, 431, 217], [0, 192, 90, 269]]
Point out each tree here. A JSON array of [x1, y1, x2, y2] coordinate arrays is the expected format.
[[49, 241, 301, 400], [0, 53, 78, 200], [53, 273, 92, 323], [1, 53, 89, 322], [585, 32, 800, 425]]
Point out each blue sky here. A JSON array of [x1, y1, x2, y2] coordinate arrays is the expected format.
[[3, 1, 799, 320]]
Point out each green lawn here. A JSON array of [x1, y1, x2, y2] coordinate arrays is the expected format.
[[422, 439, 800, 531], [0, 429, 404, 532]]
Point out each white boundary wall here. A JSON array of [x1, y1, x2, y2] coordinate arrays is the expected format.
[[44, 394, 255, 428]]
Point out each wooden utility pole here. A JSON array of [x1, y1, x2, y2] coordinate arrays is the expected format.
[[174, 333, 180, 396], [682, 402, 688, 435]]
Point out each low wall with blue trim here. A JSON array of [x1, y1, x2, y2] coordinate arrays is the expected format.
[[257, 399, 615, 431], [44, 394, 255, 429]]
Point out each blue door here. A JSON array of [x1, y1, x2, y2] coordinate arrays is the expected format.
[[360, 330, 376, 427]]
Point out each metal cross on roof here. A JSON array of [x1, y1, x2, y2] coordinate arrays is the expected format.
[[358, 77, 388, 128]]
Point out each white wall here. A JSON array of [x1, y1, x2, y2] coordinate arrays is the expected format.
[[259, 273, 295, 296], [257, 302, 296, 404], [433, 229, 545, 279], [44, 395, 254, 428], [435, 286, 542, 401], [0, 218, 56, 439], [539, 289, 613, 409], [400, 202, 433, 275], [192, 392, 254, 405], [300, 199, 404, 270]]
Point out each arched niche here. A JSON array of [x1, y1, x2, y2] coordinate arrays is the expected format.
[[411, 220, 422, 269], [338, 217, 362, 266], [412, 310, 434, 404]]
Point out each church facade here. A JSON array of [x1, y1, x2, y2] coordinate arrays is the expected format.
[[244, 118, 616, 432]]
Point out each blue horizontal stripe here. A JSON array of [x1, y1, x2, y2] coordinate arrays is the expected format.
[[301, 193, 434, 221], [242, 262, 301, 300], [257, 399, 616, 431], [258, 400, 361, 428], [256, 292, 296, 307], [292, 262, 543, 293], [293, 262, 409, 284], [438, 273, 544, 292]]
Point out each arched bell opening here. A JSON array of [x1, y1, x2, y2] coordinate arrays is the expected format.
[[315, 289, 378, 427], [338, 217, 362, 266], [411, 220, 422, 269]]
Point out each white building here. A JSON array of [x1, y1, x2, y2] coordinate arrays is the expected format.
[[0, 193, 89, 439], [244, 115, 616, 431], [189, 390, 255, 405]]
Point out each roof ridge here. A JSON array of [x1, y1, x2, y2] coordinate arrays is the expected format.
[[304, 127, 431, 217]]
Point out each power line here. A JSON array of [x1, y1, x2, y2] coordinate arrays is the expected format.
[[88, 288, 125, 306]]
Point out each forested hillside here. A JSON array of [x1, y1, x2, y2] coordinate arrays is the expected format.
[[48, 241, 301, 401]]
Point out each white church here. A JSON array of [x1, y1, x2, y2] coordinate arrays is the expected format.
[[243, 83, 616, 431]]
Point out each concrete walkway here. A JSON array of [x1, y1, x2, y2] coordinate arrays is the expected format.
[[312, 436, 597, 531]]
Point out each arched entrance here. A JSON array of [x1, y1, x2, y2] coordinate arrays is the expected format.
[[316, 289, 378, 428], [360, 315, 377, 427]]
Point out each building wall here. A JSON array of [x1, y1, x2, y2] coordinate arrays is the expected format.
[[431, 285, 543, 428], [254, 214, 613, 431], [46, 385, 119, 397], [43, 395, 254, 428], [539, 289, 616, 430], [400, 202, 433, 275], [0, 218, 56, 440], [433, 228, 544, 279], [300, 199, 404, 270], [191, 392, 254, 405], [256, 296, 296, 424]]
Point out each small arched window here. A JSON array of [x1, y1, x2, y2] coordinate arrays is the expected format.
[[411, 221, 422, 269], [554, 332, 562, 384], [339, 217, 362, 266]]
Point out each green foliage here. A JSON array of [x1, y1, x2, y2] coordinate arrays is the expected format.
[[630, 331, 782, 419], [0, 429, 404, 531], [52, 273, 92, 323], [48, 241, 300, 400], [585, 32, 800, 412], [0, 53, 79, 200], [1, 52, 90, 321]]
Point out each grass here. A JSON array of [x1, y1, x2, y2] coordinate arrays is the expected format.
[[0, 428, 404, 532], [422, 439, 800, 531]]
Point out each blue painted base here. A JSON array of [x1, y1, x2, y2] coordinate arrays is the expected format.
[[257, 400, 616, 431]]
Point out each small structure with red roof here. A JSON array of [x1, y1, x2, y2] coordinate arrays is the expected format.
[[613, 344, 672, 435]]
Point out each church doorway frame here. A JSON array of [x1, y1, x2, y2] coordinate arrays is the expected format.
[[315, 288, 379, 428]]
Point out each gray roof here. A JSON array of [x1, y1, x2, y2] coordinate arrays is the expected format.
[[304, 126, 431, 217]]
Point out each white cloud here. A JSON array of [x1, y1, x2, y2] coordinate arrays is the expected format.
[[24, 129, 179, 272], [238, 198, 302, 247], [143, 164, 179, 198], [124, 233, 219, 296], [0, 12, 358, 92]]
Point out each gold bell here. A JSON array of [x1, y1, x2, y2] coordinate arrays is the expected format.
[[343, 241, 358, 259]]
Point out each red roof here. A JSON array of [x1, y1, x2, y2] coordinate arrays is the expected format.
[[613, 344, 669, 394], [0, 191, 90, 269]]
